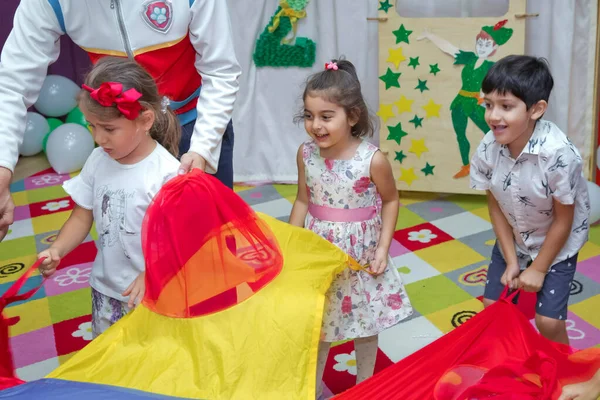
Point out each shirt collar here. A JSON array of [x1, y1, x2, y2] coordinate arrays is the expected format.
[[520, 120, 550, 155]]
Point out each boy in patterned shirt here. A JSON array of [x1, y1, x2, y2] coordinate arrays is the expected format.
[[470, 55, 590, 345]]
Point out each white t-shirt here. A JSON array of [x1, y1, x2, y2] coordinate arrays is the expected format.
[[470, 119, 590, 268], [63, 143, 180, 301]]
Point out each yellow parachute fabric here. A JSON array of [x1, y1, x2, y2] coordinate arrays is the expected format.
[[47, 213, 356, 400]]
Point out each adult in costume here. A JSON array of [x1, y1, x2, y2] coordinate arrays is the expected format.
[[0, 0, 241, 241]]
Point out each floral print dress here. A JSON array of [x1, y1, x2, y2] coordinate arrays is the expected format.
[[303, 139, 412, 342]]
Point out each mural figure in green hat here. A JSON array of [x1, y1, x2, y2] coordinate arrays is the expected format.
[[418, 20, 513, 179]]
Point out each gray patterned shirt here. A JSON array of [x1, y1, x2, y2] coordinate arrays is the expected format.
[[470, 119, 590, 268]]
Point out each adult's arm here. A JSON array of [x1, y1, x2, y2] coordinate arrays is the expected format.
[[185, 0, 242, 173], [0, 0, 63, 239], [0, 0, 63, 173]]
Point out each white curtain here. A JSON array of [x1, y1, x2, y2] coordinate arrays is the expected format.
[[228, 0, 597, 183], [227, 0, 379, 183], [525, 0, 597, 176]]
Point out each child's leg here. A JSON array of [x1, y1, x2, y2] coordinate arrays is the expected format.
[[534, 254, 577, 345], [482, 242, 509, 308], [355, 335, 378, 384], [535, 315, 568, 344], [91, 288, 132, 339], [316, 341, 331, 399]]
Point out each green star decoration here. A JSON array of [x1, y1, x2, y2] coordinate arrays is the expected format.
[[378, 0, 392, 13], [387, 122, 408, 145], [429, 63, 441, 76], [394, 151, 407, 164], [392, 24, 412, 44], [408, 57, 420, 69], [415, 79, 429, 93], [379, 68, 401, 90], [421, 162, 435, 176], [409, 115, 424, 128]]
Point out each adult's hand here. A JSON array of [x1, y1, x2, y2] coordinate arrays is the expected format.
[[0, 167, 14, 242], [178, 151, 207, 175]]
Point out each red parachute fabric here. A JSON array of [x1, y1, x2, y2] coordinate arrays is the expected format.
[[0, 259, 45, 390], [335, 288, 600, 400], [141, 169, 283, 318]]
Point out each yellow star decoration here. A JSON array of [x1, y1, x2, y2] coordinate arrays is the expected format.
[[376, 103, 395, 123], [409, 138, 429, 158], [386, 47, 407, 69], [422, 99, 442, 118], [394, 95, 413, 115], [398, 167, 418, 186]]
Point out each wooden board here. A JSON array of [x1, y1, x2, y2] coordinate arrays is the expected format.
[[378, 0, 526, 194]]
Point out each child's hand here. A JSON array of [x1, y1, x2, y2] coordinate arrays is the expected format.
[[517, 268, 545, 293], [500, 263, 520, 289], [122, 272, 145, 308], [558, 380, 600, 400], [37, 248, 61, 277], [369, 247, 388, 276]]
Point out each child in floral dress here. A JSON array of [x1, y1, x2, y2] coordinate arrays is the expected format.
[[289, 58, 412, 399]]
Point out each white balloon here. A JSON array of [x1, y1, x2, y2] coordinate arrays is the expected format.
[[34, 75, 80, 117], [20, 112, 49, 156], [46, 123, 94, 174], [586, 180, 600, 224]]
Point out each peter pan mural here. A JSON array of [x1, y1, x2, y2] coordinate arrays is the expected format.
[[418, 20, 513, 179]]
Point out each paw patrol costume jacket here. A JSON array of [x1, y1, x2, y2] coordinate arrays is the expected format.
[[0, 0, 241, 173]]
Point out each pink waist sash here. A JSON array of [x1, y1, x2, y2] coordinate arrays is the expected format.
[[308, 203, 377, 222]]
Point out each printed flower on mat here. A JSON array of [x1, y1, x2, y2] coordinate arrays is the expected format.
[[72, 322, 93, 341], [150, 7, 168, 24], [32, 174, 61, 186], [41, 199, 70, 212], [407, 228, 437, 243], [333, 351, 357, 376], [353, 176, 371, 194], [54, 267, 92, 287]]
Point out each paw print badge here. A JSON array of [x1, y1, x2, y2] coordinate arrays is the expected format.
[[142, 0, 173, 33]]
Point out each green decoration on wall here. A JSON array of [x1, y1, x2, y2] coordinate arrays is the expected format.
[[378, 0, 393, 13], [421, 162, 435, 176], [379, 68, 401, 90], [394, 151, 407, 164], [387, 122, 408, 145], [482, 20, 513, 45], [415, 79, 429, 93], [392, 24, 412, 44], [409, 115, 423, 128], [253, 0, 316, 68], [429, 63, 441, 76], [408, 57, 420, 69], [454, 50, 477, 66], [287, 0, 308, 8]]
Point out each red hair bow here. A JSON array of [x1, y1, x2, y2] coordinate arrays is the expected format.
[[494, 19, 508, 30], [82, 82, 143, 120]]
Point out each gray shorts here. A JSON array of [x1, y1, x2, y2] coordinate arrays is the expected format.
[[484, 242, 577, 320]]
